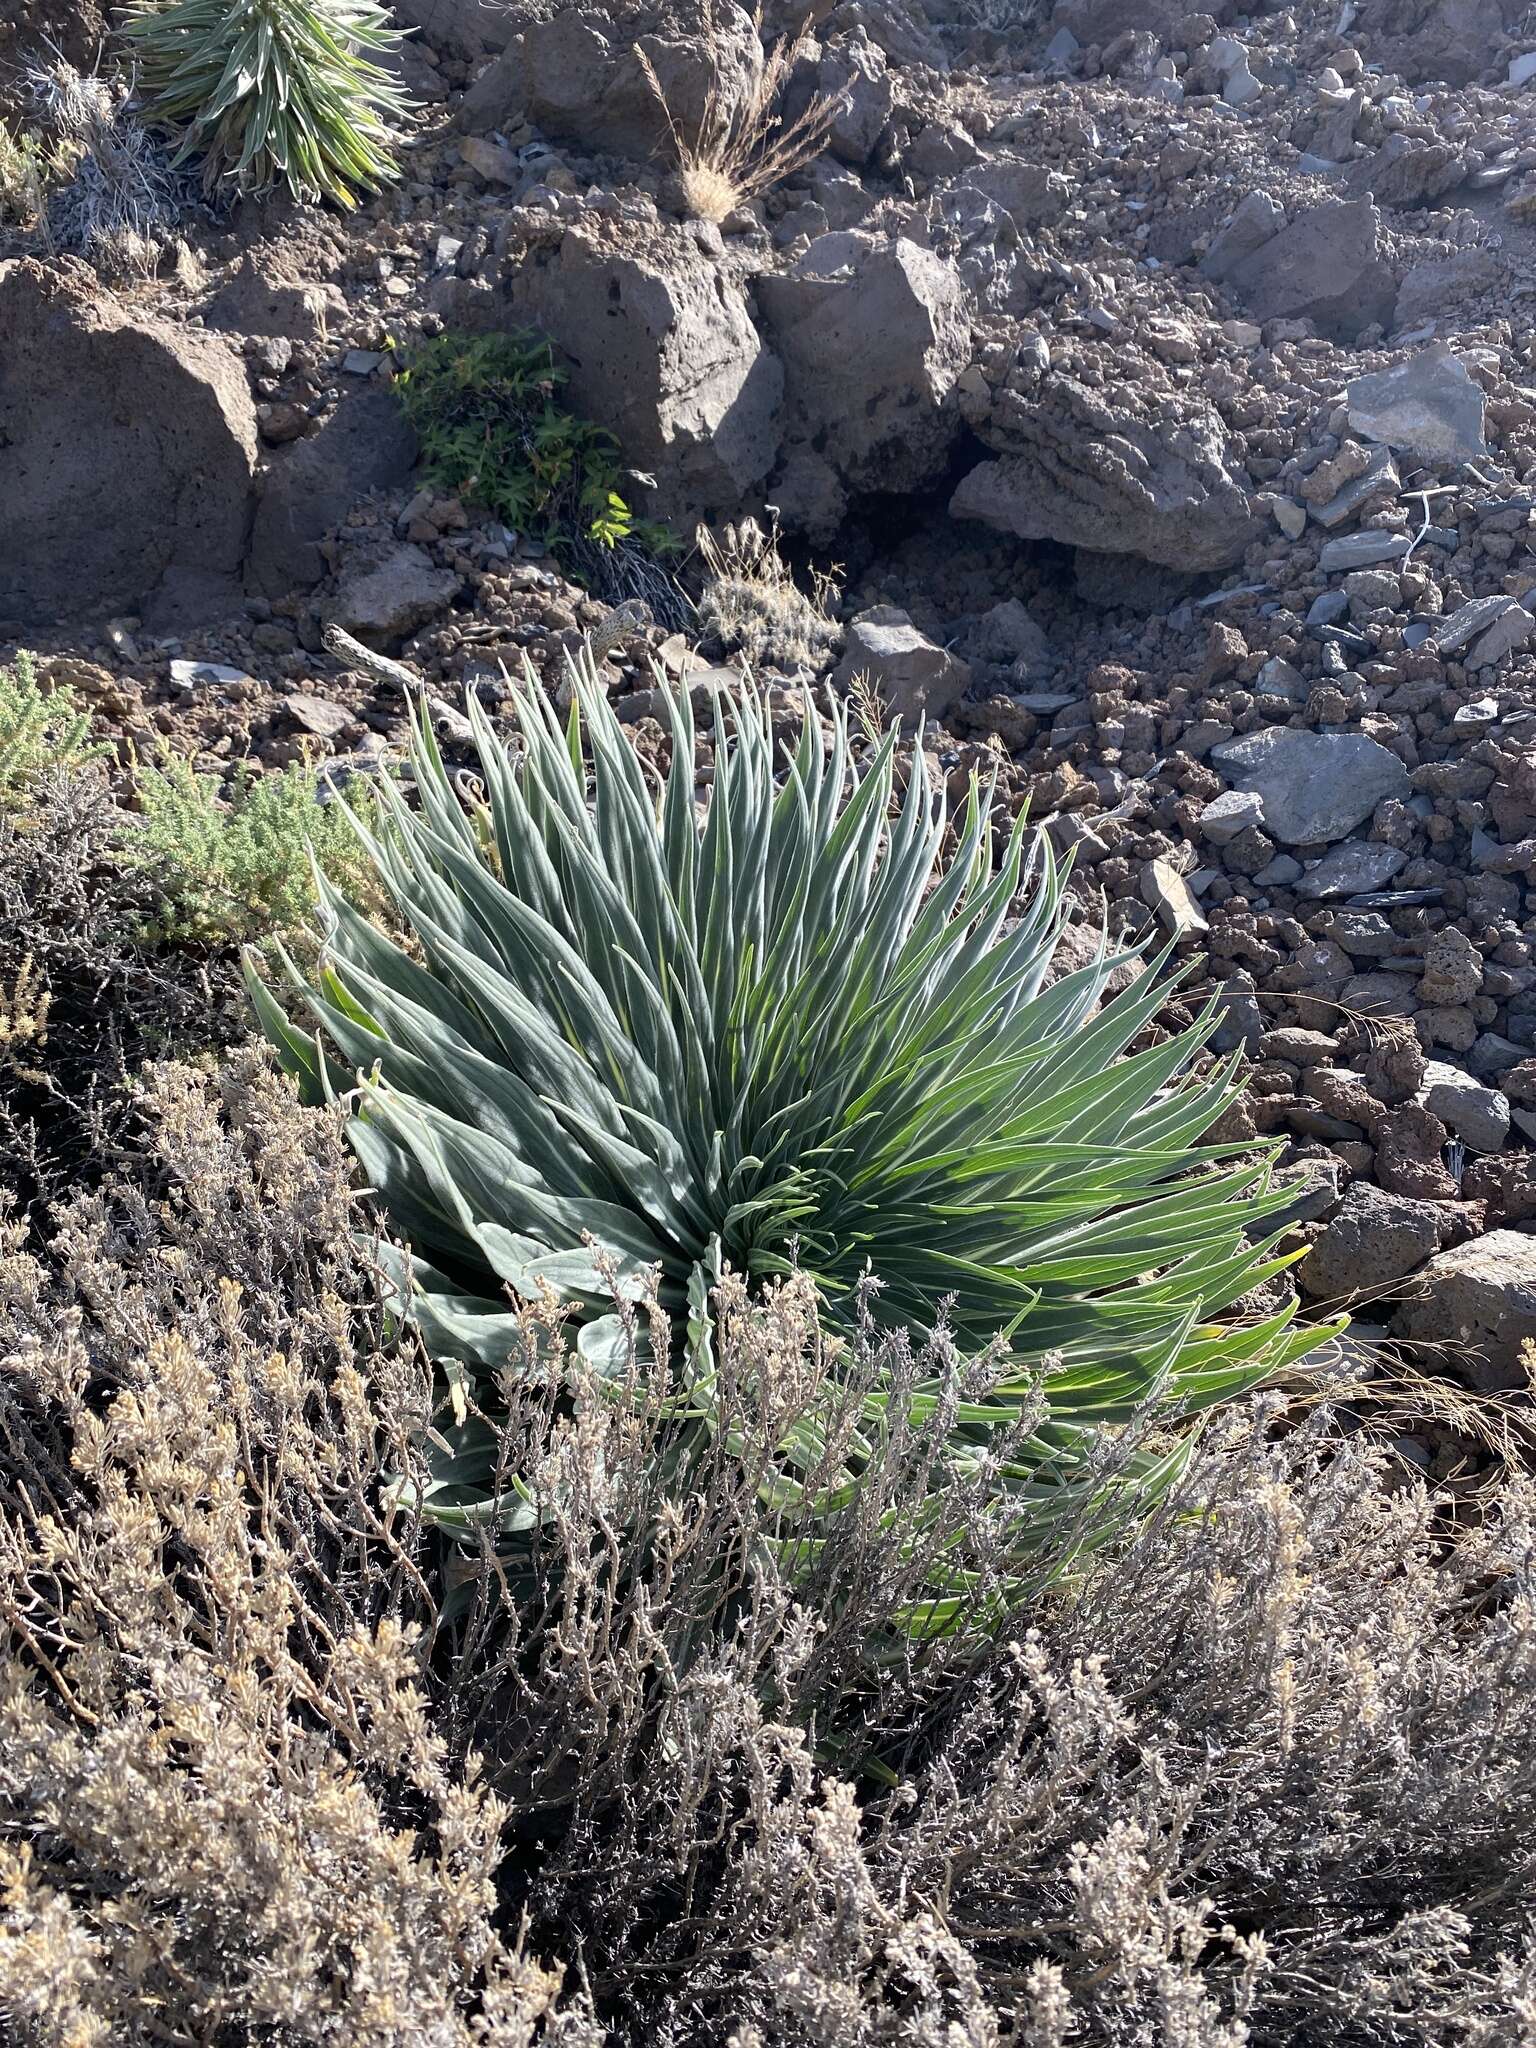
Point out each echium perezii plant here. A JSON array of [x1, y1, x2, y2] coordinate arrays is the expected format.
[[122, 0, 411, 209], [252, 649, 1337, 1626]]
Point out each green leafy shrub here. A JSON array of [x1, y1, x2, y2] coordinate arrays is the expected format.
[[0, 121, 50, 226], [399, 331, 660, 554], [128, 750, 379, 946], [120, 0, 411, 210], [256, 653, 1335, 1612], [0, 763, 246, 1219], [0, 653, 103, 808]]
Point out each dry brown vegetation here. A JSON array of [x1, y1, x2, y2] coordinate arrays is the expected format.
[[639, 10, 843, 223]]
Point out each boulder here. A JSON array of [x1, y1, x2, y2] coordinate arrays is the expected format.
[[393, 0, 515, 57], [1417, 1061, 1510, 1154], [0, 258, 257, 629], [459, 0, 762, 160], [1200, 191, 1286, 283], [1355, 0, 1508, 88], [968, 599, 1051, 671], [1344, 136, 1471, 208], [329, 543, 462, 647], [247, 388, 419, 598], [1392, 1231, 1536, 1391], [1346, 346, 1487, 465], [1293, 842, 1407, 900], [832, 607, 970, 729], [756, 233, 971, 500], [966, 157, 1071, 229], [1216, 199, 1397, 343], [1299, 1184, 1446, 1303], [200, 252, 346, 347], [952, 376, 1257, 572], [501, 223, 781, 522], [1210, 727, 1411, 846], [819, 30, 894, 165]]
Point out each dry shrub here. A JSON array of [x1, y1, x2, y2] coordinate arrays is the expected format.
[[1, 1031, 1533, 2041], [0, 1049, 591, 2046], [431, 1316, 1536, 2046], [23, 58, 190, 272], [696, 514, 844, 674], [639, 9, 842, 222]]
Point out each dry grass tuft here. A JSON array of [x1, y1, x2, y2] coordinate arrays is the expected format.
[[639, 8, 842, 222], [696, 513, 844, 673], [22, 58, 189, 271]]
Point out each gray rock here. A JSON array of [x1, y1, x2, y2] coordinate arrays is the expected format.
[[1210, 727, 1411, 846], [1199, 789, 1267, 844], [1293, 841, 1408, 900], [1199, 190, 1285, 283], [1346, 345, 1487, 465], [1308, 445, 1398, 528], [460, 2, 762, 158], [1318, 531, 1411, 573], [1428, 593, 1518, 654], [1254, 853, 1304, 885], [1300, 1183, 1445, 1302], [831, 608, 970, 729], [1269, 1156, 1346, 1228], [967, 157, 1071, 229], [1217, 199, 1397, 344], [1362, 0, 1507, 91], [1345, 136, 1472, 208], [757, 234, 971, 500], [457, 135, 522, 186], [248, 389, 418, 598], [1307, 590, 1350, 625], [1392, 1230, 1536, 1392], [1418, 925, 1483, 1006], [169, 659, 252, 691], [1140, 858, 1208, 937], [952, 376, 1257, 572], [284, 691, 355, 740], [1469, 1031, 1528, 1080], [1468, 602, 1536, 670], [201, 254, 346, 345], [1255, 655, 1305, 698], [394, 0, 514, 57], [1452, 695, 1499, 728], [1327, 908, 1397, 957], [0, 259, 257, 630], [820, 32, 894, 166], [330, 544, 461, 646], [969, 598, 1051, 670], [1417, 1060, 1510, 1152], [502, 221, 782, 521]]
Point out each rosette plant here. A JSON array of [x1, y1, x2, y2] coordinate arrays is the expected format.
[[122, 0, 411, 209], [252, 650, 1332, 1623]]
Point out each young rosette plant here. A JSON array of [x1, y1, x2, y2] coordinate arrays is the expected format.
[[121, 0, 411, 209], [251, 651, 1336, 1623]]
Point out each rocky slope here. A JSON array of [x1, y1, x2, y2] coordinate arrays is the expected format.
[[5, 0, 1536, 1418]]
